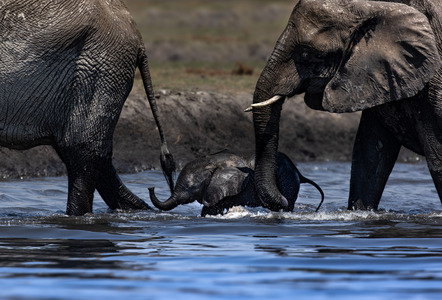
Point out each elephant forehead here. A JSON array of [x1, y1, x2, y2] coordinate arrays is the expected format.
[[291, 0, 353, 50], [296, 25, 344, 52], [296, 0, 347, 18], [181, 169, 213, 191]]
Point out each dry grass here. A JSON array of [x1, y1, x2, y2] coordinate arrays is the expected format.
[[124, 0, 294, 93], [141, 61, 265, 93]]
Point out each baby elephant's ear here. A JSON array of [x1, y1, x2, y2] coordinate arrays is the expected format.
[[323, 1, 441, 113], [202, 167, 251, 207]]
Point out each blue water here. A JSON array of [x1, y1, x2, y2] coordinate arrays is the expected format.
[[1, 162, 442, 299]]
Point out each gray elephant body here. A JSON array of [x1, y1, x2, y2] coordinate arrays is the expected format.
[[0, 0, 175, 215], [251, 0, 441, 211], [149, 152, 324, 216]]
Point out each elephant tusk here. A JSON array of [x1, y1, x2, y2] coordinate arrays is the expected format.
[[253, 95, 284, 107], [244, 95, 285, 112]]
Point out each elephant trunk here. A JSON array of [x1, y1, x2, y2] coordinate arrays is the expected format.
[[252, 38, 301, 211], [148, 187, 180, 211], [253, 101, 288, 211]]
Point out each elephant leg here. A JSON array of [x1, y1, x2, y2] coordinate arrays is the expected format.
[[56, 148, 99, 216], [428, 169, 442, 204], [66, 170, 96, 216], [417, 87, 442, 204], [201, 196, 243, 217], [201, 204, 225, 217], [96, 162, 150, 211], [348, 110, 401, 210], [420, 127, 442, 203]]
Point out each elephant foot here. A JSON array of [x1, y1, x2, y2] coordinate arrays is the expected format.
[[115, 193, 150, 211], [348, 198, 376, 211], [201, 205, 225, 217]]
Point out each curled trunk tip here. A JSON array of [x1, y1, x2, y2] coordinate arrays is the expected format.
[[148, 187, 179, 211], [160, 145, 176, 194]]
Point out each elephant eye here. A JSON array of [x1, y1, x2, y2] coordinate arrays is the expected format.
[[301, 52, 309, 59]]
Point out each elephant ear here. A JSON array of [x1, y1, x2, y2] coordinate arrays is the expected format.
[[323, 1, 441, 113], [202, 167, 251, 207]]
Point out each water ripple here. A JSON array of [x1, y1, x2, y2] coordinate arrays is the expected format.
[[1, 163, 442, 299]]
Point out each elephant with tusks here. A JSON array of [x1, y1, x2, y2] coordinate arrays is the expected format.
[[248, 0, 441, 211]]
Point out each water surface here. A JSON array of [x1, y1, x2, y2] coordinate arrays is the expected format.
[[1, 162, 441, 299]]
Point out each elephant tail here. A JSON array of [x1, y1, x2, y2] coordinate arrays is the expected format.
[[148, 187, 180, 211], [137, 48, 176, 194], [300, 175, 325, 212]]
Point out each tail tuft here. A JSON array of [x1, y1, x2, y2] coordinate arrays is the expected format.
[[161, 145, 176, 194]]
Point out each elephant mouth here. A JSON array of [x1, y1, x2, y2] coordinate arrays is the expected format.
[[245, 78, 319, 112], [304, 92, 325, 110], [244, 78, 328, 112]]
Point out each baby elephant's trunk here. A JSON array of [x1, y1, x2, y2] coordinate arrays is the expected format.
[[148, 187, 180, 211]]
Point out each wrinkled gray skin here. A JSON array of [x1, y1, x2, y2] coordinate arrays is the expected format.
[[251, 0, 441, 211], [149, 152, 324, 216], [0, 0, 175, 215]]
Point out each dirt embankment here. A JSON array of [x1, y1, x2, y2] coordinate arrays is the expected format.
[[0, 87, 364, 179], [2, 82, 424, 179]]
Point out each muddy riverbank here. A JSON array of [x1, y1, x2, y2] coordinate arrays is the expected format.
[[0, 88, 368, 179]]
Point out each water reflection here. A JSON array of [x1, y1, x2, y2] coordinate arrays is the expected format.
[[1, 163, 442, 299], [0, 238, 121, 270]]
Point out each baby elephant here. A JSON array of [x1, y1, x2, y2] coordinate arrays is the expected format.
[[149, 152, 324, 216]]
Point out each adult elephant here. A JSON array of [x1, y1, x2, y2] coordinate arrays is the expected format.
[[0, 0, 175, 215], [149, 152, 324, 216], [248, 0, 441, 211]]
